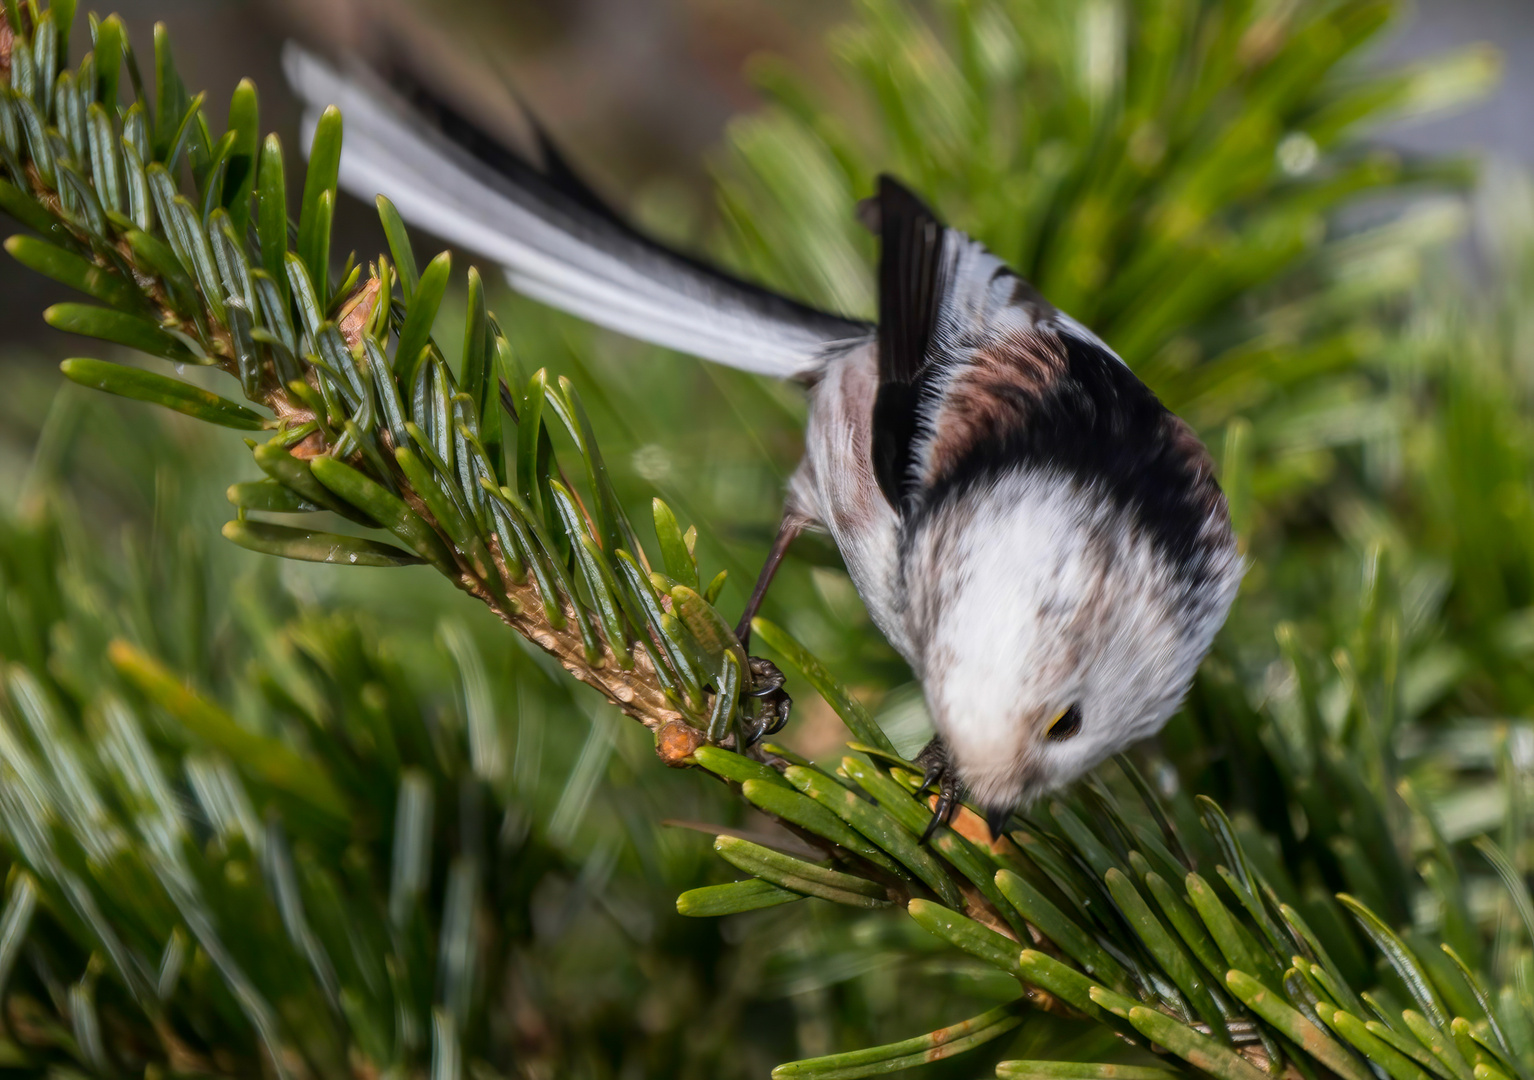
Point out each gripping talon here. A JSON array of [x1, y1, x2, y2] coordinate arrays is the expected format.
[[913, 735, 960, 845], [985, 805, 1013, 840], [916, 762, 945, 798], [738, 657, 792, 749], [919, 787, 960, 844], [745, 656, 786, 697]]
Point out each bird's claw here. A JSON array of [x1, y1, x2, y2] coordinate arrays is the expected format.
[[745, 656, 786, 697], [914, 737, 960, 845], [737, 657, 792, 748], [918, 782, 961, 845], [985, 805, 1013, 840], [915, 760, 946, 798]]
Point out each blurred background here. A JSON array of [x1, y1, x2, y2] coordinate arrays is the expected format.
[[1, 0, 1530, 346], [4, 0, 1534, 1077]]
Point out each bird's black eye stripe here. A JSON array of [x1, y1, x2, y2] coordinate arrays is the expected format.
[[1047, 705, 1083, 742]]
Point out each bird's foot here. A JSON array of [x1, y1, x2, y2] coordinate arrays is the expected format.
[[984, 805, 1014, 841], [738, 656, 792, 748], [914, 737, 961, 845]]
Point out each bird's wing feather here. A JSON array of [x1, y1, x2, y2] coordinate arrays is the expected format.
[[282, 44, 870, 377], [875, 176, 951, 388], [870, 176, 1108, 512], [870, 176, 954, 507]]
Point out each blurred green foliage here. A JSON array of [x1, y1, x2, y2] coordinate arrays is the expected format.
[[1, 0, 1534, 1078], [1, 410, 909, 1078]]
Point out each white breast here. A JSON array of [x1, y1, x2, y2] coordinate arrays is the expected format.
[[902, 467, 1241, 807]]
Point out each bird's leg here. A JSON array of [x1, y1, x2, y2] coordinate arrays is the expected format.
[[734, 513, 806, 649], [914, 735, 962, 844], [731, 513, 805, 748]]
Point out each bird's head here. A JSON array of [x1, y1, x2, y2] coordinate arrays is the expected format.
[[907, 469, 1241, 822]]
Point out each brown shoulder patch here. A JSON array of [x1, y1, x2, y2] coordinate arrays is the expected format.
[[922, 329, 1066, 483]]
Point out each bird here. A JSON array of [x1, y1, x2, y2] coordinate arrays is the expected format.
[[283, 45, 1244, 839]]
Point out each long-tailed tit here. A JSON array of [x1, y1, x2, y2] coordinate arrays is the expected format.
[[284, 48, 1244, 837]]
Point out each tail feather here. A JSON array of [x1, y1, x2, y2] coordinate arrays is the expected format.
[[282, 45, 870, 377]]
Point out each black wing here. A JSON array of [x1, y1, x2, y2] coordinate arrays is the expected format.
[[871, 176, 952, 509]]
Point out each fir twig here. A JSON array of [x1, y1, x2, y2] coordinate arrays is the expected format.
[[0, 6, 1529, 1080]]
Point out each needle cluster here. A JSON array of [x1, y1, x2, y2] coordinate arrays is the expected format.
[[0, 5, 1529, 1080]]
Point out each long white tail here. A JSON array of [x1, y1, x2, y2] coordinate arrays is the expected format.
[[282, 45, 870, 378]]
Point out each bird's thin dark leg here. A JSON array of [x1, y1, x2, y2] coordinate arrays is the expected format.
[[914, 736, 961, 844], [734, 513, 806, 651], [730, 512, 806, 749]]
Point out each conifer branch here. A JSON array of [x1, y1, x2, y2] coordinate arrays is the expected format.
[[0, 6, 1526, 1080], [0, 2, 733, 762]]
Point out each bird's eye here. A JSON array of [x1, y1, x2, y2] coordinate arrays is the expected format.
[[1046, 705, 1082, 742]]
